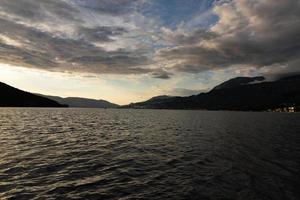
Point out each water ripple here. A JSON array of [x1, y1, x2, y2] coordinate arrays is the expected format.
[[0, 108, 299, 199]]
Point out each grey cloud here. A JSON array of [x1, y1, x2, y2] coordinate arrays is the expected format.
[[0, 0, 81, 22], [178, 29, 216, 45], [0, 0, 156, 76], [261, 58, 300, 81], [151, 70, 173, 79], [78, 26, 128, 42], [1, 0, 299, 79], [162, 28, 217, 45], [158, 0, 300, 76], [0, 0, 143, 23], [0, 17, 152, 74], [72, 0, 140, 15], [158, 46, 240, 73]]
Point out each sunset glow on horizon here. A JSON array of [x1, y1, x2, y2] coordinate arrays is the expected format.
[[1, 0, 299, 104]]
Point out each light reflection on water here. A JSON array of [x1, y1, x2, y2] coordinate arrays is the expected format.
[[0, 108, 299, 199]]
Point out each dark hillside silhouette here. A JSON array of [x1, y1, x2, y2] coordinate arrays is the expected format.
[[0, 82, 67, 107], [36, 94, 119, 108], [123, 75, 300, 111]]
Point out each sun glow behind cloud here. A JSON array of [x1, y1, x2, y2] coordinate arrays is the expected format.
[[0, 63, 138, 105], [0, 0, 299, 104], [0, 63, 203, 105]]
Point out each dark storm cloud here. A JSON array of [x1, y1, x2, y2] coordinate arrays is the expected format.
[[158, 0, 300, 76]]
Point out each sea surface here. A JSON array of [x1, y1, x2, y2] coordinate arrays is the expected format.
[[0, 108, 299, 200]]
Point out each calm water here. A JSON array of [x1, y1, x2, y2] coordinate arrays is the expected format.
[[0, 108, 299, 200]]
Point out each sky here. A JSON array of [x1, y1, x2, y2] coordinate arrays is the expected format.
[[0, 0, 299, 105]]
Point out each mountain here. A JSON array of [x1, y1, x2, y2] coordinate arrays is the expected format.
[[148, 95, 175, 101], [212, 76, 265, 90], [123, 75, 300, 111], [0, 82, 67, 107], [37, 94, 119, 108], [126, 95, 175, 109]]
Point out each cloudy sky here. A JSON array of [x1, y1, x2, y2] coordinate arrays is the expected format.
[[0, 0, 299, 104]]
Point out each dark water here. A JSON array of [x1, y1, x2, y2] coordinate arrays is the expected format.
[[0, 108, 299, 200]]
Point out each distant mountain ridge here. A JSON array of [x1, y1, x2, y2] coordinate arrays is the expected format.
[[0, 82, 66, 107], [2, 75, 300, 110], [37, 94, 119, 108], [148, 95, 175, 101], [123, 75, 300, 111], [212, 76, 265, 90]]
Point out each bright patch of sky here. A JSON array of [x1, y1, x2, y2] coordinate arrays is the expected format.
[[141, 0, 216, 29], [0, 0, 299, 104]]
